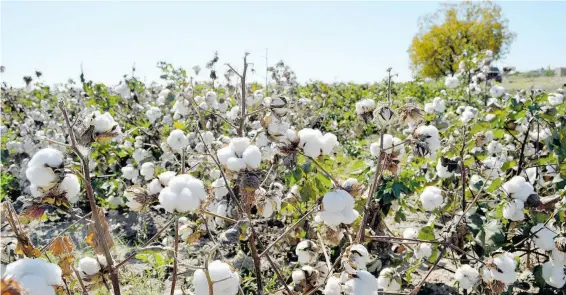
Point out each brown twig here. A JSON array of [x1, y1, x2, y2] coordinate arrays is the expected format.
[[409, 246, 447, 295], [170, 217, 180, 295]]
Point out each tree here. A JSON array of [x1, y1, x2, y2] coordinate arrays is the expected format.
[[408, 1, 515, 78]]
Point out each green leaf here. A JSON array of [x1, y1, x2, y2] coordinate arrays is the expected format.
[[486, 178, 502, 193], [417, 225, 435, 241], [173, 121, 186, 130]]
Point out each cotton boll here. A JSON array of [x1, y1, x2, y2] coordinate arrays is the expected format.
[[147, 179, 163, 195], [490, 85, 506, 98], [217, 146, 236, 165], [324, 276, 342, 295], [489, 252, 517, 284], [296, 240, 319, 265], [317, 211, 344, 227], [28, 148, 64, 168], [403, 228, 418, 240], [242, 145, 262, 169], [414, 125, 441, 156], [355, 99, 376, 116], [420, 186, 443, 211], [548, 93, 564, 106], [140, 162, 155, 180], [377, 268, 401, 292], [158, 174, 206, 213], [298, 128, 322, 147], [121, 164, 139, 180], [531, 224, 557, 251], [92, 112, 118, 134], [415, 243, 433, 259], [487, 141, 503, 155], [158, 171, 176, 186], [460, 108, 476, 123], [344, 270, 378, 295], [255, 133, 269, 148], [229, 137, 250, 157], [167, 129, 189, 152], [320, 133, 339, 155], [322, 191, 347, 213], [445, 76, 460, 89], [341, 209, 360, 225], [502, 199, 525, 221], [4, 258, 63, 295], [78, 257, 101, 276], [226, 157, 246, 172], [542, 261, 566, 288], [302, 139, 323, 158], [60, 174, 81, 203], [502, 176, 534, 202], [145, 106, 162, 124], [212, 178, 229, 200], [26, 165, 57, 187], [348, 244, 370, 270], [436, 159, 454, 178], [455, 265, 480, 290], [193, 260, 239, 295]]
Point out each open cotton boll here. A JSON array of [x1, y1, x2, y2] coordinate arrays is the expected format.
[[487, 141, 503, 155], [212, 178, 229, 200], [322, 190, 351, 213], [217, 146, 236, 165], [26, 165, 57, 187], [78, 257, 101, 276], [226, 157, 247, 172], [542, 261, 566, 288], [302, 139, 323, 158], [242, 145, 262, 169], [140, 162, 155, 180], [28, 148, 64, 168], [531, 224, 557, 251], [502, 176, 534, 202], [552, 248, 566, 266], [490, 85, 506, 98], [420, 186, 443, 211], [414, 125, 441, 156], [502, 199, 525, 221], [455, 265, 480, 290], [548, 93, 564, 106], [370, 134, 394, 156], [147, 178, 163, 195], [348, 244, 370, 270], [377, 268, 401, 292], [436, 159, 454, 178], [121, 164, 139, 180], [193, 260, 240, 295], [158, 171, 176, 186], [403, 228, 418, 240], [344, 270, 378, 295], [324, 276, 342, 295], [167, 129, 189, 152], [59, 174, 81, 202], [445, 76, 459, 89], [489, 252, 517, 284], [460, 108, 476, 123], [355, 99, 376, 115], [415, 243, 433, 259], [229, 137, 250, 157], [4, 258, 63, 295], [321, 133, 339, 155], [158, 174, 206, 213], [298, 128, 323, 147], [145, 106, 162, 124], [296, 240, 319, 265]]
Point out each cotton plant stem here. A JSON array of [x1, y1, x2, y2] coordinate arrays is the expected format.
[[317, 232, 332, 270], [170, 217, 180, 295], [409, 246, 447, 295], [59, 103, 121, 295], [71, 264, 89, 295]]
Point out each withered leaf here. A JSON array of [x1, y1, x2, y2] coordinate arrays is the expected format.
[[49, 236, 74, 257], [58, 255, 75, 277], [19, 204, 47, 224], [84, 208, 114, 255], [1, 277, 24, 295], [186, 231, 201, 244]]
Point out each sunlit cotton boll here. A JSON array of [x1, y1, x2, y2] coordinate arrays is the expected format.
[[91, 111, 119, 133], [295, 240, 319, 265], [26, 165, 57, 188], [487, 141, 503, 155], [420, 186, 443, 211], [28, 147, 64, 168], [167, 129, 189, 152], [344, 270, 378, 295], [4, 258, 64, 295], [454, 264, 480, 290], [229, 137, 250, 157], [324, 276, 342, 295], [445, 76, 460, 89], [531, 224, 557, 251], [242, 145, 262, 169], [140, 162, 155, 180], [542, 261, 566, 288], [424, 97, 446, 113], [502, 199, 525, 221], [121, 164, 139, 180], [158, 174, 206, 213], [414, 125, 441, 157], [370, 134, 403, 156], [502, 176, 534, 202], [490, 85, 506, 98], [436, 159, 454, 178], [60, 174, 81, 203], [489, 252, 517, 285], [414, 243, 432, 259], [403, 228, 418, 241], [318, 189, 358, 227], [212, 178, 229, 200], [377, 268, 401, 292], [77, 257, 101, 276], [460, 106, 477, 123], [548, 93, 564, 106], [193, 260, 240, 295], [145, 106, 162, 124], [355, 99, 376, 116]]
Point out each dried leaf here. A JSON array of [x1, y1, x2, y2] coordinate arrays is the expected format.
[[58, 255, 75, 277], [84, 208, 114, 255], [19, 204, 47, 224], [186, 231, 201, 244], [14, 241, 40, 258], [1, 277, 24, 295], [49, 236, 74, 257]]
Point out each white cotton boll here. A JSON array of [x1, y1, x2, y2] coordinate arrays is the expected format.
[[60, 174, 81, 203], [420, 186, 443, 211], [548, 93, 564, 106], [324, 276, 342, 295], [28, 148, 64, 168], [551, 248, 566, 266], [292, 269, 306, 284], [302, 139, 323, 158], [121, 164, 139, 180], [542, 261, 566, 288], [322, 191, 347, 213], [502, 176, 534, 202], [445, 76, 460, 89], [215, 203, 228, 226], [226, 157, 246, 172], [377, 268, 401, 292], [212, 178, 229, 200], [202, 131, 215, 146], [4, 258, 63, 294], [461, 108, 476, 123], [145, 106, 162, 124], [436, 159, 454, 178], [78, 257, 101, 276], [455, 265, 480, 290], [242, 145, 262, 169], [226, 106, 240, 121], [490, 85, 506, 98], [403, 228, 418, 240], [147, 179, 163, 195], [92, 112, 118, 133], [26, 165, 57, 187], [140, 162, 155, 180], [531, 224, 557, 251], [255, 133, 269, 148], [167, 129, 189, 152], [490, 252, 517, 284], [415, 125, 441, 156], [317, 211, 344, 227], [341, 209, 360, 225], [229, 137, 250, 157], [344, 270, 378, 295], [321, 133, 339, 155], [298, 128, 323, 148], [415, 243, 433, 259], [370, 134, 394, 156], [158, 171, 176, 186], [296, 240, 318, 265], [502, 199, 525, 221], [355, 99, 376, 115], [30, 184, 44, 198], [193, 260, 240, 295], [349, 244, 370, 269], [487, 141, 503, 155], [217, 146, 236, 166]]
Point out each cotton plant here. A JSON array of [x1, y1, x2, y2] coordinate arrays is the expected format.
[[419, 186, 443, 211], [316, 189, 359, 227], [217, 137, 262, 172], [158, 174, 207, 213]]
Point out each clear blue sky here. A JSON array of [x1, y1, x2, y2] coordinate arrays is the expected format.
[[1, 1, 565, 86]]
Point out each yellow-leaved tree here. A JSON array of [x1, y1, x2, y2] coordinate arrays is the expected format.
[[408, 1, 515, 78]]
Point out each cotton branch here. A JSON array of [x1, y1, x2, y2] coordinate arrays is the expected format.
[[226, 52, 250, 137]]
